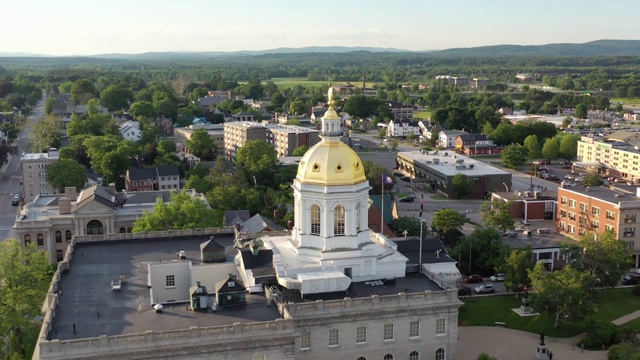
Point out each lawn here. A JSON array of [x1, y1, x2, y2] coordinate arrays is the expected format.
[[621, 317, 640, 332], [458, 288, 640, 338], [611, 97, 640, 107], [414, 110, 432, 120]]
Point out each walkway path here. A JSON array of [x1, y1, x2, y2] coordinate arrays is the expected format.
[[458, 309, 640, 359]]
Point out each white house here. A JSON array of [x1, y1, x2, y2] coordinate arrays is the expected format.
[[119, 121, 142, 141], [387, 119, 420, 138], [438, 130, 467, 148]]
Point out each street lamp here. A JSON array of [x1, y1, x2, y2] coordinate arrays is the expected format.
[[418, 218, 425, 273], [530, 161, 539, 191]]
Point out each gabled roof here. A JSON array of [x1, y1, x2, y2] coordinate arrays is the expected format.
[[232, 111, 254, 117], [75, 185, 115, 210], [215, 276, 246, 293], [127, 167, 155, 181], [224, 210, 251, 226], [238, 248, 275, 277], [440, 130, 467, 136], [457, 134, 488, 142], [240, 214, 286, 233], [125, 191, 172, 206], [156, 165, 179, 176], [200, 238, 224, 251]]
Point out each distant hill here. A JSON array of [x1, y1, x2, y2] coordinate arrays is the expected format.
[[426, 40, 640, 57]]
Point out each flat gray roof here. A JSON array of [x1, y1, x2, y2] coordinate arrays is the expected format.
[[399, 151, 510, 177], [503, 220, 577, 250], [560, 185, 640, 206], [49, 234, 446, 340]]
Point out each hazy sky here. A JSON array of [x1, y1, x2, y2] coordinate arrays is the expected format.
[[6, 0, 639, 56]]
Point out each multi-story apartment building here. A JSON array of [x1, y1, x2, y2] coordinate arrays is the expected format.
[[577, 136, 640, 181], [386, 119, 420, 138], [386, 101, 414, 121], [173, 124, 225, 156], [557, 186, 640, 266], [21, 149, 60, 203], [224, 121, 320, 161]]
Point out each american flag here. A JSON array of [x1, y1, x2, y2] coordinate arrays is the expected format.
[[419, 193, 424, 217]]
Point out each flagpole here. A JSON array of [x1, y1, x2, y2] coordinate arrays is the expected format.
[[381, 174, 384, 234]]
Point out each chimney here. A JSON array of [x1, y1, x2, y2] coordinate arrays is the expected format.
[[59, 198, 71, 215], [273, 210, 279, 223], [108, 183, 116, 194], [287, 220, 293, 231], [65, 186, 77, 200]]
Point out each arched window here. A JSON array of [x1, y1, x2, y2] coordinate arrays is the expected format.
[[383, 355, 393, 360], [357, 357, 366, 360], [24, 234, 31, 245], [55, 231, 62, 243], [127, 227, 133, 233], [409, 351, 419, 360], [435, 349, 445, 360], [356, 203, 361, 232], [334, 205, 345, 236], [119, 227, 126, 233], [37, 233, 44, 246], [65, 230, 72, 241], [86, 220, 104, 235], [311, 204, 321, 235]]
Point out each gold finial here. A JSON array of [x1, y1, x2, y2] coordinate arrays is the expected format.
[[328, 87, 334, 110]]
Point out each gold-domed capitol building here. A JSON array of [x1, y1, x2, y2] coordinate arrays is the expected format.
[[261, 88, 408, 295]]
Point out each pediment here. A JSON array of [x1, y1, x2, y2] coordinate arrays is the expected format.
[[74, 200, 113, 215]]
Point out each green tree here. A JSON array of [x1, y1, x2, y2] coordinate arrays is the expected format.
[[575, 103, 588, 119], [480, 200, 515, 231], [559, 134, 579, 160], [523, 135, 541, 160], [31, 115, 61, 152], [541, 138, 559, 161], [133, 191, 217, 231], [581, 174, 603, 187], [292, 145, 309, 156], [395, 216, 428, 238], [184, 175, 216, 196], [432, 208, 466, 235], [607, 342, 640, 360], [70, 78, 96, 104], [455, 227, 509, 275], [0, 240, 52, 359], [130, 101, 157, 119], [529, 262, 596, 328], [234, 140, 279, 188], [561, 230, 633, 288], [44, 97, 54, 115], [288, 100, 307, 115], [502, 246, 535, 296], [452, 173, 472, 198], [562, 116, 573, 128], [186, 128, 216, 158], [99, 85, 132, 111], [476, 353, 498, 360], [500, 144, 528, 169], [157, 138, 177, 156], [46, 159, 87, 192]]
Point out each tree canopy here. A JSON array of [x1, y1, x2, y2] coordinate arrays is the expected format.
[[133, 191, 217, 232], [234, 140, 279, 188], [46, 159, 87, 192], [480, 200, 515, 231], [500, 144, 528, 169], [186, 128, 216, 159]]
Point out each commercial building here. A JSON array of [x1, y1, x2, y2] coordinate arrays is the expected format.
[[124, 165, 181, 192], [21, 149, 60, 203], [173, 124, 225, 157], [491, 190, 557, 221], [13, 185, 207, 263], [224, 121, 320, 161], [556, 185, 640, 266], [33, 91, 462, 360], [577, 136, 640, 181], [397, 151, 512, 199]]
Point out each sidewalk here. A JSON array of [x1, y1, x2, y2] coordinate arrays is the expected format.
[[612, 309, 640, 325]]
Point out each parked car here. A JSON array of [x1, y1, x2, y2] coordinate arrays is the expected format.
[[546, 175, 560, 181], [539, 160, 551, 165], [622, 274, 640, 285], [463, 274, 483, 283], [490, 273, 505, 282], [457, 285, 472, 298], [538, 167, 550, 173], [399, 196, 415, 203], [474, 284, 495, 294], [615, 178, 627, 183], [12, 194, 21, 206]]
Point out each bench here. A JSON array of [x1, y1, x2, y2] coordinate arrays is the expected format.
[[494, 321, 506, 327]]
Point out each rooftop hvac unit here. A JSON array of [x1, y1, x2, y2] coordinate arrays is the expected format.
[[456, 159, 464, 164], [469, 164, 474, 169], [433, 158, 440, 164], [444, 152, 449, 156]]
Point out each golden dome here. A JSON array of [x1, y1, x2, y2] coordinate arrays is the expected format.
[[296, 141, 367, 186]]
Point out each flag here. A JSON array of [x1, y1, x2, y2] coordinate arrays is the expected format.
[[383, 174, 394, 185], [420, 193, 424, 210]]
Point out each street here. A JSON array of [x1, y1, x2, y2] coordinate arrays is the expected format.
[[0, 99, 42, 241]]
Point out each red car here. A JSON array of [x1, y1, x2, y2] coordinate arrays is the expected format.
[[539, 160, 551, 165], [463, 274, 483, 283]]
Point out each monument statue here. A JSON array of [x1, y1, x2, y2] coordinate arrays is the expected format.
[[540, 329, 545, 346]]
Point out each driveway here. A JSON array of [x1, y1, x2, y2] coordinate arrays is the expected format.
[[458, 326, 606, 360]]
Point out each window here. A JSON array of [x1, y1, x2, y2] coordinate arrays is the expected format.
[[165, 275, 175, 287], [409, 351, 419, 360], [56, 250, 63, 262], [625, 214, 637, 223], [435, 349, 445, 360], [328, 329, 339, 346], [383, 355, 393, 360], [580, 203, 588, 212], [606, 211, 615, 220], [383, 324, 394, 340], [24, 234, 31, 245], [436, 318, 446, 335], [591, 220, 600, 230], [560, 222, 566, 231], [606, 224, 614, 232], [65, 230, 72, 242], [624, 228, 635, 237], [569, 212, 576, 221], [409, 321, 420, 337], [569, 199, 576, 208], [630, 242, 635, 249], [353, 326, 367, 343], [334, 205, 345, 236], [311, 204, 321, 235], [356, 203, 361, 231], [300, 331, 311, 349], [55, 231, 62, 243], [357, 358, 366, 360], [37, 233, 44, 246], [252, 354, 265, 360], [560, 196, 567, 205], [592, 207, 600, 216], [560, 210, 566, 218], [119, 227, 126, 233]]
